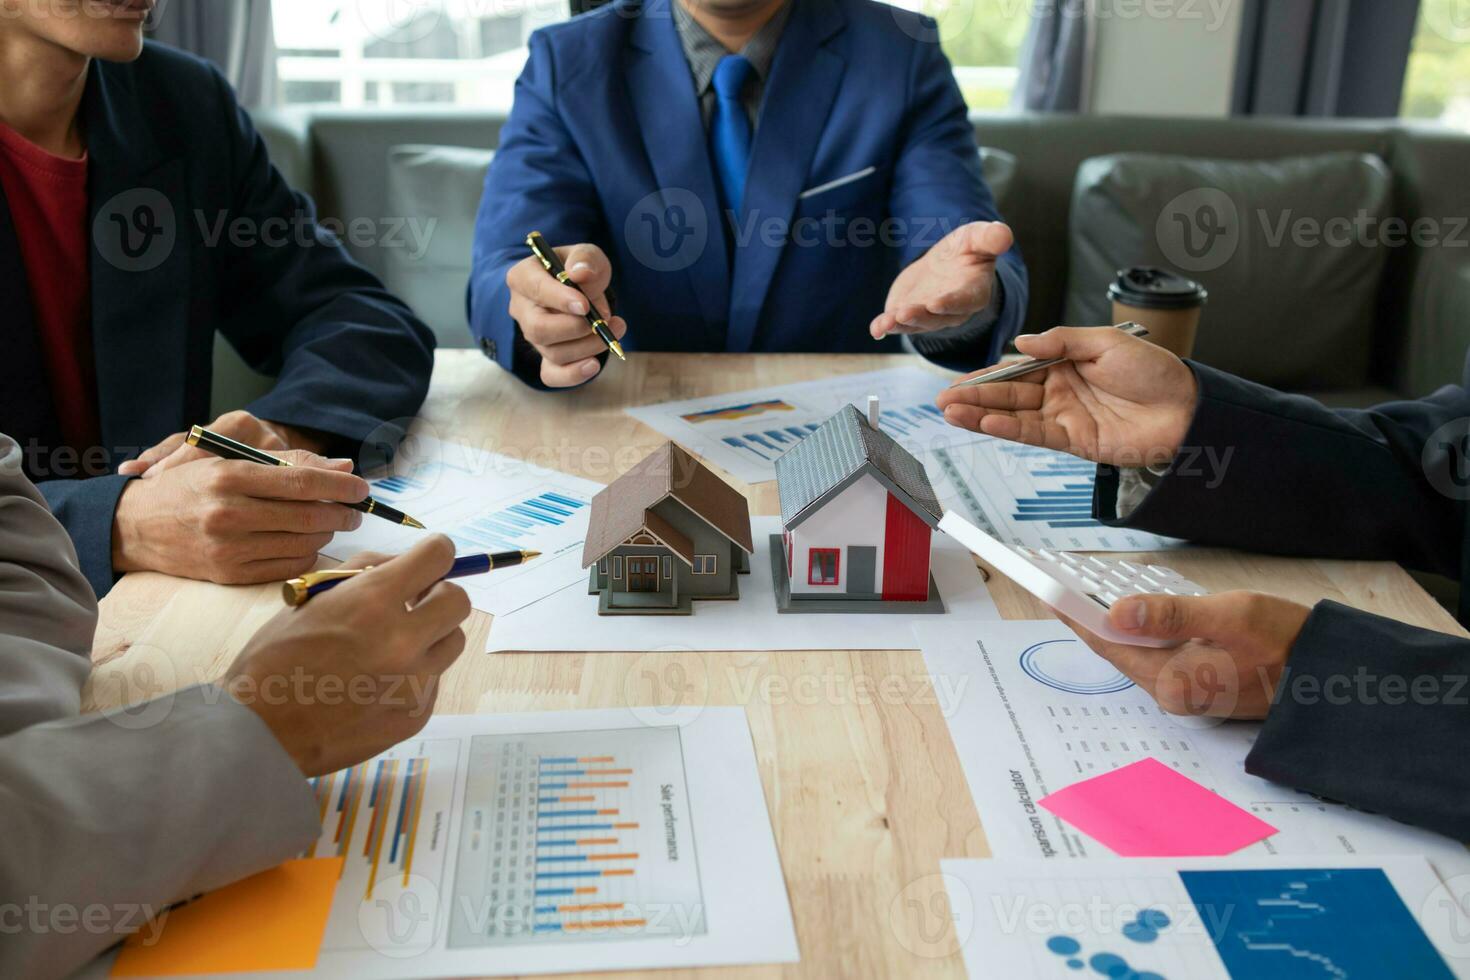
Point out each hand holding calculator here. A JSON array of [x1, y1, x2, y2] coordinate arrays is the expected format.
[[939, 512, 1208, 648]]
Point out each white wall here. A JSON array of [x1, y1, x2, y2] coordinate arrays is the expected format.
[[1088, 0, 1246, 117], [789, 476, 888, 596]]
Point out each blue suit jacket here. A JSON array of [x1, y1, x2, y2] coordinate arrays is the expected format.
[[0, 44, 436, 597], [1096, 360, 1470, 842], [470, 0, 1027, 385]]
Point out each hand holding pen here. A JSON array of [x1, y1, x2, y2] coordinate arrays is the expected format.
[[506, 235, 629, 388]]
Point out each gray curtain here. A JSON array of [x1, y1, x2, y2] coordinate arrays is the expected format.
[[1011, 0, 1094, 112], [146, 0, 277, 107], [1233, 0, 1421, 117]]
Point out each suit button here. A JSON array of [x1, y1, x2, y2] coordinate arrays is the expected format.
[[480, 338, 498, 360]]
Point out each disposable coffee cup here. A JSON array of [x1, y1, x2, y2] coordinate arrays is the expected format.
[[1108, 267, 1208, 359]]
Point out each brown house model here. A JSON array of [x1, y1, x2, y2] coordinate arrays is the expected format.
[[582, 443, 754, 615]]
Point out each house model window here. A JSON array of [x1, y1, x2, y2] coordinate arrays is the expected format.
[[809, 549, 840, 586], [693, 555, 719, 575]]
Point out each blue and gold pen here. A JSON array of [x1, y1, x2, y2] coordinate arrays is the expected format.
[[283, 550, 541, 606]]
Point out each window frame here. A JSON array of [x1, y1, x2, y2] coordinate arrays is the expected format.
[[612, 556, 623, 580], [808, 548, 841, 587]]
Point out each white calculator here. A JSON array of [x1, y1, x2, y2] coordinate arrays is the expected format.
[[938, 511, 1208, 649]]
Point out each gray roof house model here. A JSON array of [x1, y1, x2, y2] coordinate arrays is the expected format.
[[772, 400, 946, 614]]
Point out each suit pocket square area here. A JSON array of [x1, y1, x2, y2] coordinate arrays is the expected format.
[[799, 166, 878, 200]]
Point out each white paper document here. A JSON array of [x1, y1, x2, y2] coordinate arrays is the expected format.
[[625, 367, 982, 484], [320, 438, 605, 621], [920, 440, 1187, 553], [916, 619, 1470, 879], [180, 709, 798, 979], [941, 856, 1470, 979], [486, 517, 999, 652]]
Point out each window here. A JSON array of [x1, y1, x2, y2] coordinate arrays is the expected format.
[[273, 1, 1024, 111], [879, 0, 1031, 109], [808, 549, 840, 586], [662, 556, 673, 579], [1401, 0, 1470, 131], [693, 555, 718, 575], [598, 559, 608, 574], [270, 0, 571, 110], [612, 556, 623, 579]]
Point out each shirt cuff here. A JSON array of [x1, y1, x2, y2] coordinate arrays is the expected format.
[[1115, 464, 1170, 519]]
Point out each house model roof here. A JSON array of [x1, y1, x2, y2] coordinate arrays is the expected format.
[[581, 442, 754, 568], [775, 403, 943, 530]]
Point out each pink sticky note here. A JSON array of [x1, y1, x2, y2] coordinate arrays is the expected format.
[[1037, 757, 1277, 857]]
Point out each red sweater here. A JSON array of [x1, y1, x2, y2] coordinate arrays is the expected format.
[[0, 121, 99, 452]]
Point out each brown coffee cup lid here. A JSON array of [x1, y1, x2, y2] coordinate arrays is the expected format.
[[1108, 267, 1208, 310]]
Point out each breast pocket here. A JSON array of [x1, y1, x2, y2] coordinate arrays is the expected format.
[[795, 166, 883, 218]]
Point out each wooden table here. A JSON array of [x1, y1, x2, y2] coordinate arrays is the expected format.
[[88, 351, 1467, 978]]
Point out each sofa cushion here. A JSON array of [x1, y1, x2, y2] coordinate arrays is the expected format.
[[1065, 151, 1394, 389], [385, 144, 495, 349], [979, 146, 1017, 213]]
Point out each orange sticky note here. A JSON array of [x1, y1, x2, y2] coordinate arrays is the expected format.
[[111, 857, 344, 977]]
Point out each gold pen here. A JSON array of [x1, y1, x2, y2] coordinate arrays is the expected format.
[[526, 231, 626, 361], [185, 426, 426, 529], [283, 550, 541, 605]]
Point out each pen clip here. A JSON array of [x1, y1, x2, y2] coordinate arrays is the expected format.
[[527, 231, 556, 274]]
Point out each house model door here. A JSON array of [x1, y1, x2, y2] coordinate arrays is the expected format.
[[627, 556, 660, 592]]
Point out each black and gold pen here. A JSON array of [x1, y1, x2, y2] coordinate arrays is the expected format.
[[283, 550, 540, 606], [185, 426, 426, 529], [526, 230, 626, 360]]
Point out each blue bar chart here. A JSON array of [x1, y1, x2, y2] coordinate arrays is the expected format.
[[448, 726, 705, 948], [924, 441, 1186, 553]]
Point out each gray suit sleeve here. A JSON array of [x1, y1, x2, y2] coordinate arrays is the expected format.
[[0, 436, 320, 980]]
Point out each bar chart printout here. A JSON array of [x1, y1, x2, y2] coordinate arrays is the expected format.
[[448, 726, 706, 948], [305, 737, 462, 956], [922, 440, 1187, 553]]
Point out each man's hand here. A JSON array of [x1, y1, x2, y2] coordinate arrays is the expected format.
[[870, 221, 1013, 339], [505, 242, 629, 387], [935, 326, 1200, 467], [111, 449, 369, 584], [1058, 592, 1312, 720], [222, 536, 472, 777], [118, 410, 327, 478]]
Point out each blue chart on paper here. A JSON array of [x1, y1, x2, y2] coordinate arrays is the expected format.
[[1000, 444, 1104, 530], [1178, 868, 1454, 979], [1018, 638, 1135, 696], [447, 491, 588, 553], [717, 403, 950, 462]]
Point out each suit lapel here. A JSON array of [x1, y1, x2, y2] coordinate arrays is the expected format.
[[726, 0, 847, 352], [83, 60, 192, 456], [0, 187, 60, 453], [626, 0, 731, 338]]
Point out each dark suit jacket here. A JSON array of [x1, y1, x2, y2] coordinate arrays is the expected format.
[[1096, 361, 1470, 842], [0, 44, 436, 598], [470, 0, 1028, 387]]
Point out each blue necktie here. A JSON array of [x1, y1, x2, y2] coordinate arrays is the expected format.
[[710, 54, 756, 215]]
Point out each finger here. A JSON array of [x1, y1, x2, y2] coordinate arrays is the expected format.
[[410, 581, 473, 637], [363, 534, 457, 602], [885, 304, 969, 334], [227, 499, 364, 534], [870, 311, 898, 339], [959, 220, 1014, 260], [540, 332, 618, 366], [217, 455, 369, 504], [424, 628, 469, 674], [511, 294, 605, 347], [541, 356, 602, 387], [508, 255, 589, 315], [340, 551, 395, 570], [562, 244, 614, 318], [936, 380, 1045, 413], [1014, 326, 1132, 364], [126, 431, 189, 471], [1108, 592, 1260, 645]]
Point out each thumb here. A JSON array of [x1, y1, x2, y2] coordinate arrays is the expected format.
[[960, 220, 1013, 260], [563, 244, 613, 307], [1108, 593, 1255, 644], [1014, 325, 1133, 364]]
